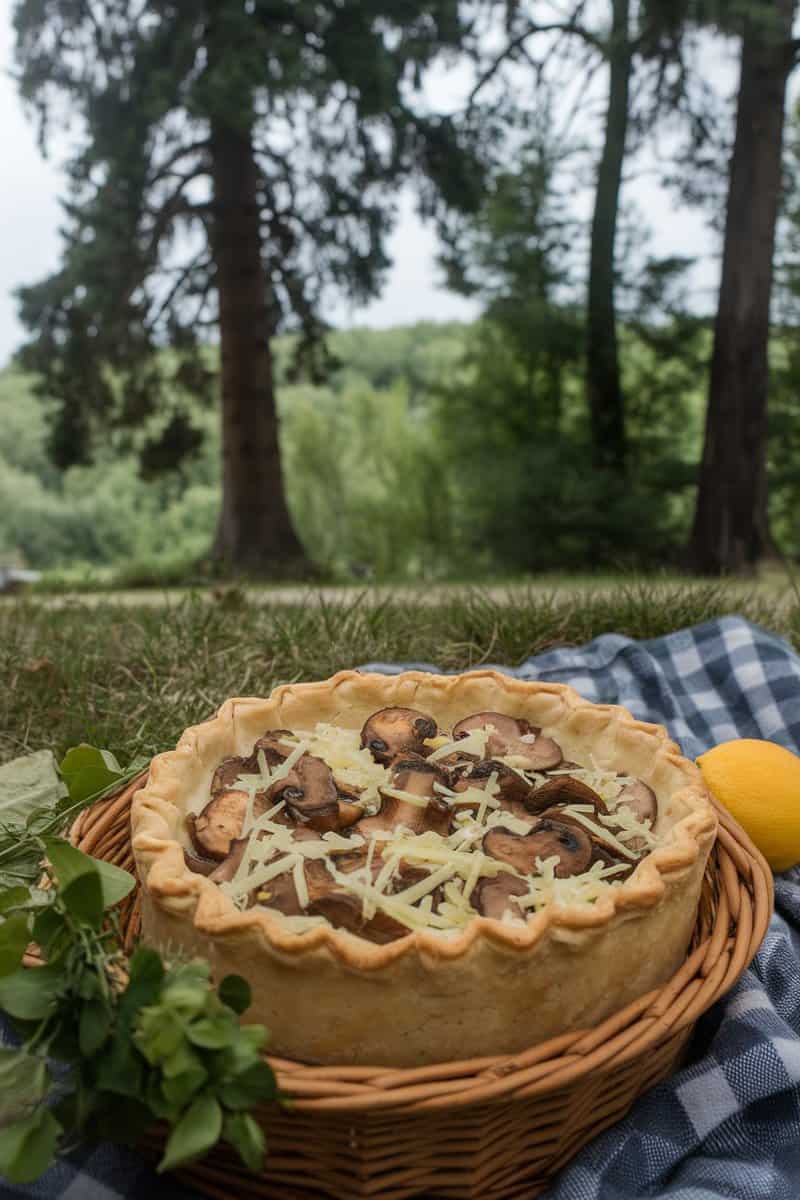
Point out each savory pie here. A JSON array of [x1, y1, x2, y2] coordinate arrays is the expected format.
[[131, 670, 717, 1067]]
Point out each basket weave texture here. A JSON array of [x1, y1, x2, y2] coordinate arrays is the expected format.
[[65, 774, 772, 1200]]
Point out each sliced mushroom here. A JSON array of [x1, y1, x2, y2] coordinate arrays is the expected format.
[[471, 873, 529, 920], [617, 780, 657, 825], [455, 759, 533, 808], [268, 754, 340, 833], [357, 789, 451, 839], [336, 800, 364, 828], [501, 736, 563, 771], [188, 789, 263, 860], [435, 752, 479, 788], [208, 836, 250, 884], [210, 731, 294, 793], [307, 890, 410, 944], [211, 756, 251, 793], [453, 712, 537, 742], [183, 846, 220, 877], [534, 808, 635, 875], [390, 757, 448, 797], [451, 711, 561, 770], [251, 854, 332, 915], [253, 729, 296, 765], [483, 819, 593, 878], [252, 868, 304, 916], [360, 707, 438, 765], [525, 776, 608, 816]]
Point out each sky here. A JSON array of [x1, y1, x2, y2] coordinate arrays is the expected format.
[[0, 1, 752, 369]]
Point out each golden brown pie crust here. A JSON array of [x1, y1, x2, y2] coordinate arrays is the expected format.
[[131, 670, 717, 1067]]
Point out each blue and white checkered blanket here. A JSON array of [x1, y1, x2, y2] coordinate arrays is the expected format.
[[3, 616, 799, 1199]]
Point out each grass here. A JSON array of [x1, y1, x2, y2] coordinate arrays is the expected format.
[[3, 581, 798, 768]]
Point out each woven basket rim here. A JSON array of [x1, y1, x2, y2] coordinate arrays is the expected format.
[[60, 770, 772, 1115]]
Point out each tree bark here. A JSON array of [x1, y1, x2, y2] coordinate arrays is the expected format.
[[687, 0, 795, 574], [586, 0, 631, 473], [209, 118, 308, 575]]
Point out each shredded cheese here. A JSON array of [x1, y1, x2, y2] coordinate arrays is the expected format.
[[204, 719, 662, 936]]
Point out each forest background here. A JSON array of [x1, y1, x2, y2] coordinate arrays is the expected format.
[[3, 0, 800, 588]]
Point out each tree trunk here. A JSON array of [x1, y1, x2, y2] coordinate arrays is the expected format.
[[687, 0, 795, 574], [586, 0, 631, 473], [209, 118, 307, 575]]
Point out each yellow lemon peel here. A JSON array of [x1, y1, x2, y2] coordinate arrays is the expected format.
[[697, 738, 800, 873]]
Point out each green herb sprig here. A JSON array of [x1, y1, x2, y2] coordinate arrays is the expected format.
[[0, 747, 277, 1183]]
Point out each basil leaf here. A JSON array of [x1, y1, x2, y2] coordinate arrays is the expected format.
[[186, 1017, 233, 1050], [161, 1063, 208, 1112], [219, 1060, 278, 1110], [157, 1094, 222, 1173], [117, 947, 164, 1027], [32, 908, 67, 958], [218, 974, 251, 1016], [0, 887, 31, 915], [0, 913, 31, 977], [79, 994, 113, 1056], [0, 1051, 48, 1124], [42, 839, 103, 928], [93, 1031, 144, 1098], [59, 746, 123, 803], [0, 963, 64, 1019], [223, 1111, 265, 1172], [92, 859, 136, 909], [0, 1109, 61, 1184]]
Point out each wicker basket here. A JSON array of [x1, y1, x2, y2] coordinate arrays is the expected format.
[[63, 774, 771, 1200]]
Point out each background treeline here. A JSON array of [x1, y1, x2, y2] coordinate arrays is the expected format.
[[7, 1, 800, 582], [3, 311, 799, 583]]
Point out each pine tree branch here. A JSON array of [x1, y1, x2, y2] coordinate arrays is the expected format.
[[147, 141, 211, 189], [145, 253, 213, 334], [468, 15, 605, 107]]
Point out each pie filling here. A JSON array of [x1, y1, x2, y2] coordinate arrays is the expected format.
[[183, 707, 661, 944]]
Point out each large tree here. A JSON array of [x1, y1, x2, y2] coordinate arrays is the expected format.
[[455, 1, 710, 475], [687, 0, 798, 573], [13, 0, 470, 574]]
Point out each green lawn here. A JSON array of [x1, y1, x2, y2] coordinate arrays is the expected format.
[[3, 581, 798, 768]]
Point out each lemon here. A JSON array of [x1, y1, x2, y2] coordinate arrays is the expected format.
[[697, 738, 800, 872]]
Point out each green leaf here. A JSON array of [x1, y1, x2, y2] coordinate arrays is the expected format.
[[161, 1063, 208, 1112], [134, 1007, 184, 1064], [0, 887, 31, 915], [223, 1112, 265, 1172], [79, 993, 113, 1056], [0, 963, 64, 1019], [0, 1109, 61, 1184], [0, 750, 66, 826], [218, 974, 251, 1015], [62, 872, 104, 928], [32, 907, 67, 958], [219, 1060, 278, 1110], [42, 838, 103, 928], [186, 1016, 233, 1050], [92, 859, 136, 908], [163, 1041, 205, 1081], [157, 1094, 222, 1173], [0, 847, 41, 892], [0, 1051, 48, 1124], [59, 745, 123, 803], [117, 947, 165, 1027], [94, 1031, 144, 1098], [0, 913, 31, 977]]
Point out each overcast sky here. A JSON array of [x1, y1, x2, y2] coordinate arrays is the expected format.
[[0, 1, 756, 369]]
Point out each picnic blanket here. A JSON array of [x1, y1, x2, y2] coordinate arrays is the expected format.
[[3, 615, 799, 1200]]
